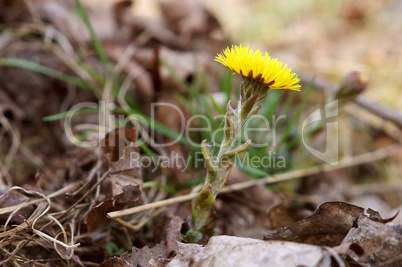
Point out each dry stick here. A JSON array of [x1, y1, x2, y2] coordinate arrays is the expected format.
[[344, 104, 402, 143], [66, 161, 102, 198], [355, 95, 402, 129], [0, 170, 111, 266], [107, 143, 401, 219], [300, 72, 402, 129], [110, 207, 165, 232]]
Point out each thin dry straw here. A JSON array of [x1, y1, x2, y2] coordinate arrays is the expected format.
[[108, 142, 401, 219]]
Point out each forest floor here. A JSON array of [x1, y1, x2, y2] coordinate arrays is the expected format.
[[0, 0, 401, 266]]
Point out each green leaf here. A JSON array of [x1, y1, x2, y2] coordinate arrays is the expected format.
[[181, 230, 202, 243], [105, 242, 119, 256]]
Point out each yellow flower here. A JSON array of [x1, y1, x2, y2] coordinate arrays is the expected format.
[[215, 45, 301, 91]]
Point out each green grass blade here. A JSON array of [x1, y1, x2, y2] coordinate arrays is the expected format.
[[122, 109, 191, 147], [159, 59, 191, 90], [143, 181, 177, 195], [75, 0, 115, 81], [222, 69, 233, 102], [209, 94, 225, 116], [285, 114, 324, 151], [236, 163, 270, 178], [79, 63, 107, 84], [43, 107, 99, 121], [260, 90, 282, 118], [275, 79, 315, 153], [280, 91, 296, 124], [0, 58, 99, 93]]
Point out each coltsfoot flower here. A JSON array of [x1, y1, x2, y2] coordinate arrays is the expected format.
[[215, 44, 301, 91], [192, 44, 301, 234]]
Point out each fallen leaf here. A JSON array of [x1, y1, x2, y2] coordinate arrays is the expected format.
[[266, 202, 312, 230], [167, 236, 334, 267], [110, 174, 142, 204], [342, 215, 402, 266], [154, 213, 183, 256], [264, 201, 365, 246], [100, 242, 168, 267], [159, 0, 221, 40], [154, 94, 189, 184], [102, 126, 139, 163], [85, 127, 143, 231], [102, 127, 143, 205], [85, 199, 126, 232], [0, 189, 35, 225]]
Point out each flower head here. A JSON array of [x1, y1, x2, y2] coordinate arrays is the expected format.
[[215, 45, 301, 91]]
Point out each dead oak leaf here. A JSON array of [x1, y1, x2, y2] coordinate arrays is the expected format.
[[102, 127, 143, 205], [263, 201, 395, 247], [154, 213, 184, 256], [342, 215, 402, 266]]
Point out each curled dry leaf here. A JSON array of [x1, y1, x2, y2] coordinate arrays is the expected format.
[[266, 202, 313, 230], [154, 213, 184, 256], [102, 127, 142, 204], [86, 127, 143, 231], [167, 236, 334, 267], [85, 199, 126, 232], [110, 174, 142, 205], [159, 0, 222, 44], [99, 242, 168, 267], [264, 201, 386, 247], [102, 126, 139, 163], [0, 189, 35, 225], [341, 215, 402, 266]]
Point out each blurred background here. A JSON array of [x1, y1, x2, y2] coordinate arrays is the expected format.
[[126, 0, 402, 107]]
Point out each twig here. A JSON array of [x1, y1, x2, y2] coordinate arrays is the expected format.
[[109, 207, 165, 232], [66, 159, 102, 198], [107, 192, 198, 218], [355, 95, 402, 129], [344, 104, 402, 143], [107, 143, 401, 218], [300, 72, 402, 129]]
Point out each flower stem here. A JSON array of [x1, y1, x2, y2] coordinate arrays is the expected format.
[[192, 79, 261, 230]]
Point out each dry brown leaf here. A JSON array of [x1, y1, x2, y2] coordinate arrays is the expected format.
[[264, 201, 365, 246], [264, 201, 399, 248], [159, 0, 221, 40], [167, 236, 334, 267], [85, 199, 126, 232], [103, 127, 143, 205], [110, 174, 142, 204], [85, 127, 143, 231], [102, 126, 139, 163], [342, 215, 402, 266], [100, 242, 168, 267], [0, 189, 35, 225], [267, 202, 312, 230], [154, 212, 183, 256]]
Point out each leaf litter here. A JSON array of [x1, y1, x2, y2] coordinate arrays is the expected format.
[[0, 0, 401, 266]]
